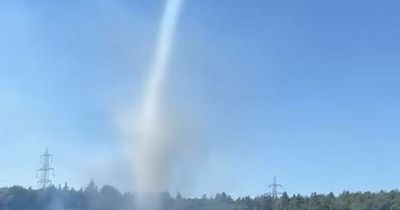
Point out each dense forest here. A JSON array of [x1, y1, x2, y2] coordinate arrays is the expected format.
[[1, 181, 400, 210]]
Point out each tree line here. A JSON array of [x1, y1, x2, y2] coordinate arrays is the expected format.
[[1, 181, 400, 210]]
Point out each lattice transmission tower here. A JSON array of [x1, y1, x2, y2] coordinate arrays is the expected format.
[[268, 176, 283, 198], [36, 148, 54, 189]]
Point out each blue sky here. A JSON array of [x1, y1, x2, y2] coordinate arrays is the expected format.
[[1, 0, 400, 197]]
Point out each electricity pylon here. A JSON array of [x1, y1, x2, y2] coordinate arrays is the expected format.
[[36, 148, 54, 189], [268, 176, 283, 198]]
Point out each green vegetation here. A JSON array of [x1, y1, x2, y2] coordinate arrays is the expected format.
[[1, 182, 400, 210]]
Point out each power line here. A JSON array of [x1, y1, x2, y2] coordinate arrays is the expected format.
[[36, 148, 54, 189]]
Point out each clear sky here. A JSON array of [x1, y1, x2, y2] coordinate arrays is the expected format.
[[1, 0, 400, 197]]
